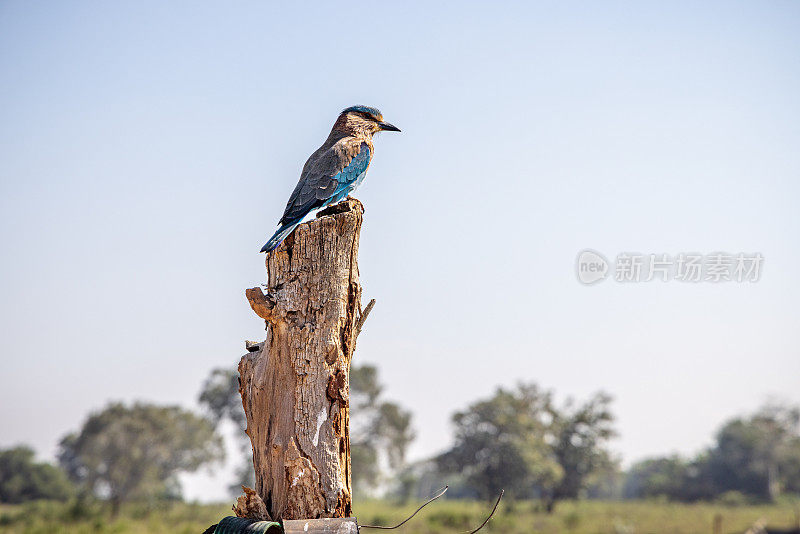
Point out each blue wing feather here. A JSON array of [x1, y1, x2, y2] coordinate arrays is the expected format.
[[261, 142, 371, 252], [326, 143, 371, 204]]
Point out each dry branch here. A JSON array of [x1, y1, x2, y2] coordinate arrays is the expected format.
[[360, 486, 449, 530], [355, 298, 376, 339]]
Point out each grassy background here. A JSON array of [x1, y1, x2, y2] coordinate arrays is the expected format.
[[1, 499, 798, 534]]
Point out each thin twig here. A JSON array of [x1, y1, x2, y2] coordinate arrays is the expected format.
[[355, 298, 376, 338], [360, 485, 449, 530], [464, 490, 504, 534]]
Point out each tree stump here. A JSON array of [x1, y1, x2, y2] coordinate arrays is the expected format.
[[237, 199, 365, 521]]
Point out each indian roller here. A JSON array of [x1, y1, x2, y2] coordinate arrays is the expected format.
[[260, 105, 400, 253]]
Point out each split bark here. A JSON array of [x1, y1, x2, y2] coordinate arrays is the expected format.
[[237, 199, 367, 521]]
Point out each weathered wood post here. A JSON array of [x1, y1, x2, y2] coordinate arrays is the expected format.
[[237, 199, 367, 521]]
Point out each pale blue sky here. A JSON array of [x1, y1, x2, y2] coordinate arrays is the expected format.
[[1, 2, 799, 501]]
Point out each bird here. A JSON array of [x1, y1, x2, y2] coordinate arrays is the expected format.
[[260, 105, 400, 253]]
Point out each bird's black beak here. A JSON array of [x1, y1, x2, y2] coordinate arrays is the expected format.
[[378, 121, 401, 132]]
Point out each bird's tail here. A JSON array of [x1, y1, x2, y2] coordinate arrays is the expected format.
[[260, 220, 302, 253]]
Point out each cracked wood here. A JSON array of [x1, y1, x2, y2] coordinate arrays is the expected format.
[[238, 199, 364, 520]]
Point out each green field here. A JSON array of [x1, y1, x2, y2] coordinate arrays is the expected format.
[[1, 499, 798, 534]]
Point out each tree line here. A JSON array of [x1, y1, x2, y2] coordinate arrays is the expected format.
[[1, 365, 798, 514], [623, 403, 800, 503], [417, 385, 800, 511]]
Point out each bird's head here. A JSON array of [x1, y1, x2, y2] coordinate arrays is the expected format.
[[334, 105, 401, 137]]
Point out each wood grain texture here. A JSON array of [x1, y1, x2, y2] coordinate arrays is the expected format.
[[238, 199, 365, 521]]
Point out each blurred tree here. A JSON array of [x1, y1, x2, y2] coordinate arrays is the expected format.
[[623, 455, 692, 500], [350, 365, 415, 495], [546, 392, 616, 510], [623, 402, 800, 503], [707, 403, 800, 501], [198, 368, 255, 493], [58, 402, 223, 515], [583, 460, 623, 500], [0, 445, 74, 503], [198, 364, 414, 497], [438, 383, 615, 511], [350, 365, 382, 408], [438, 384, 562, 503], [199, 368, 246, 430], [680, 453, 717, 501], [781, 434, 800, 495]]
